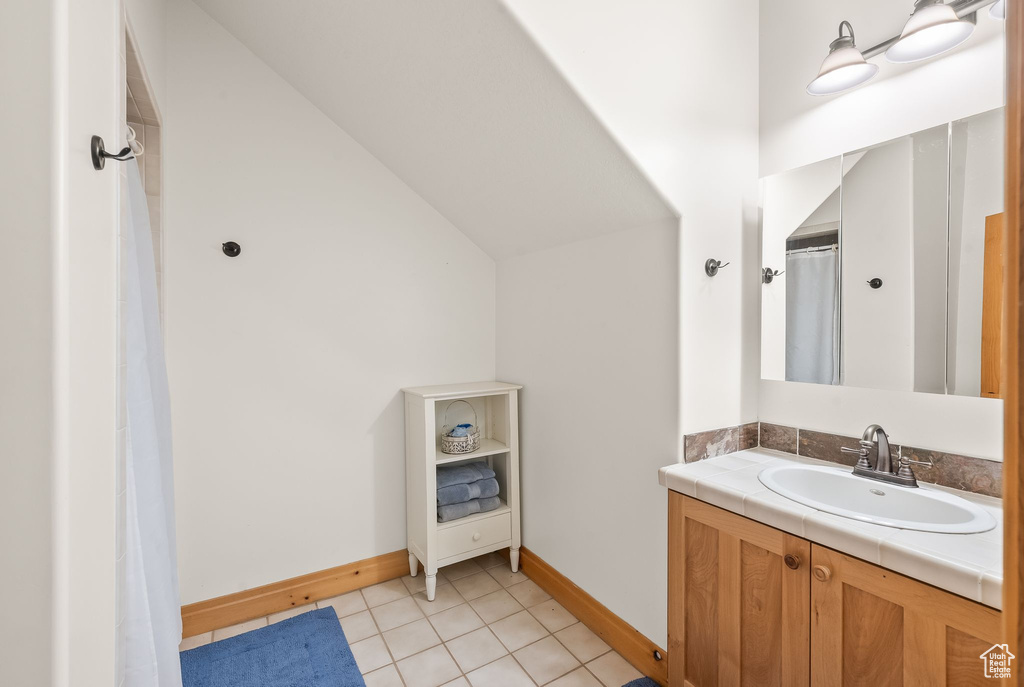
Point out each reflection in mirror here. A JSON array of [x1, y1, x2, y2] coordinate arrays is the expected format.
[[785, 173, 839, 385], [759, 107, 1005, 398], [949, 108, 1005, 398], [841, 125, 948, 393], [760, 157, 842, 384]]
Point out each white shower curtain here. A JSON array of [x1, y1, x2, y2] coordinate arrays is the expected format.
[[785, 249, 839, 385], [123, 159, 184, 687]]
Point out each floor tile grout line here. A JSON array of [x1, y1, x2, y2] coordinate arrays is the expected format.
[[582, 660, 615, 687], [517, 630, 590, 686], [361, 583, 409, 678], [437, 636, 470, 685], [546, 621, 613, 667], [375, 603, 569, 685]]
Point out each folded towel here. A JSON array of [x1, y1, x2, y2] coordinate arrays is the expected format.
[[437, 477, 499, 506], [437, 496, 502, 523], [436, 461, 495, 489], [449, 423, 474, 438]]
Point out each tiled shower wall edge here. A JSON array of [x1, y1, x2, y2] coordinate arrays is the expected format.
[[682, 421, 1002, 498]]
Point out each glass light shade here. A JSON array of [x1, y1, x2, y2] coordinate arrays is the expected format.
[[991, 0, 1006, 19], [807, 46, 879, 96], [886, 3, 976, 63]]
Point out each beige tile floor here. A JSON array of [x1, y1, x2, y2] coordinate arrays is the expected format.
[[180, 552, 645, 687]]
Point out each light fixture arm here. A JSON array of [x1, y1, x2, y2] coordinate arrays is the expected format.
[[859, 0, 995, 59], [829, 21, 858, 52]]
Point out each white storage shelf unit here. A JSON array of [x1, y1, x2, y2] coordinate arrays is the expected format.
[[403, 381, 522, 601]]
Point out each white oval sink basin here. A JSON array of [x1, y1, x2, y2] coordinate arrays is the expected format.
[[758, 465, 996, 534]]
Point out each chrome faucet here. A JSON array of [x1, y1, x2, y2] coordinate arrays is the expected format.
[[841, 424, 932, 488]]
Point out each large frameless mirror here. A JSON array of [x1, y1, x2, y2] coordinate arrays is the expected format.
[[760, 106, 1005, 398]]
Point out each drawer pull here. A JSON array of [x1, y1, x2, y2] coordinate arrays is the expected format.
[[813, 565, 832, 582], [472, 532, 481, 541], [784, 554, 801, 570]]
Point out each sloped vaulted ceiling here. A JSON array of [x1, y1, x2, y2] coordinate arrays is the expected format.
[[189, 0, 677, 260]]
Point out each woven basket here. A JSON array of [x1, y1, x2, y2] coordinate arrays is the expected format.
[[440, 399, 481, 454]]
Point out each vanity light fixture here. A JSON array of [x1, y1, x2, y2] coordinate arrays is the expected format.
[[810, 1, 999, 96], [886, 0, 976, 63], [807, 21, 879, 96]]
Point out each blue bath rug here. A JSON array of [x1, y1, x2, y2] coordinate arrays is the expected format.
[[180, 607, 364, 687], [623, 679, 660, 687]]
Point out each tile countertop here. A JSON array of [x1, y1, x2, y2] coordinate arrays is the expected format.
[[659, 448, 1004, 609]]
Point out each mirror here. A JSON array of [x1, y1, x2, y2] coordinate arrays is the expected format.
[[760, 107, 1005, 397], [761, 156, 842, 385], [949, 108, 1006, 398]]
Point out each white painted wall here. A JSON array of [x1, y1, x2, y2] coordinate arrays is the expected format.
[[188, 0, 675, 263], [503, 0, 762, 437], [165, 0, 496, 603], [490, 0, 759, 648], [760, 0, 1004, 459], [912, 126, 952, 395], [125, 0, 167, 106], [760, 379, 1003, 460], [761, 0, 1005, 177], [496, 221, 679, 648], [5, 2, 131, 681], [841, 140, 915, 391], [0, 2, 57, 683]]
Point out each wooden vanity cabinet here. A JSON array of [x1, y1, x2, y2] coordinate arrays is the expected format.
[[668, 492, 811, 687], [811, 545, 1004, 687], [668, 492, 1005, 687]]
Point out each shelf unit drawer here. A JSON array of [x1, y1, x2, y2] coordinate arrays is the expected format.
[[437, 511, 512, 560]]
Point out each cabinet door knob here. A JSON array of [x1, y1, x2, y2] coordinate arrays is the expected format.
[[813, 565, 832, 582], [472, 532, 481, 542], [784, 554, 801, 570]]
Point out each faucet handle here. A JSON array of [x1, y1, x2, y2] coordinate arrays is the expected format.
[[842, 444, 873, 471], [899, 448, 934, 470]]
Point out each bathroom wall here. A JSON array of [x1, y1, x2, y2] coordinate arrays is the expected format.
[[759, 0, 1005, 461], [912, 127, 952, 395], [505, 0, 761, 441], [165, 0, 496, 603], [760, 0, 1005, 177], [499, 0, 759, 648], [0, 1, 57, 682], [496, 221, 679, 648], [840, 140, 915, 391], [125, 0, 167, 105]]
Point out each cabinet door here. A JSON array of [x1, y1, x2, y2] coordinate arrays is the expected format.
[[668, 492, 811, 687], [810, 545, 1005, 687]]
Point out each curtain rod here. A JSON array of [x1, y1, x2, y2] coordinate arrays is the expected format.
[[786, 244, 838, 256]]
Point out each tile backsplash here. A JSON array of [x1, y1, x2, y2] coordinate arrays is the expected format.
[[763, 422, 1002, 498], [682, 421, 1002, 498], [683, 422, 759, 462]]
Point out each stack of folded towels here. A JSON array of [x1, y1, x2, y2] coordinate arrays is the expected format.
[[436, 461, 501, 523]]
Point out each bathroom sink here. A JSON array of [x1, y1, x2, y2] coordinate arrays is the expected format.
[[758, 465, 997, 534]]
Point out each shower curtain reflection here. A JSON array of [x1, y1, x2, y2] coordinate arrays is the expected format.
[[786, 248, 839, 385]]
